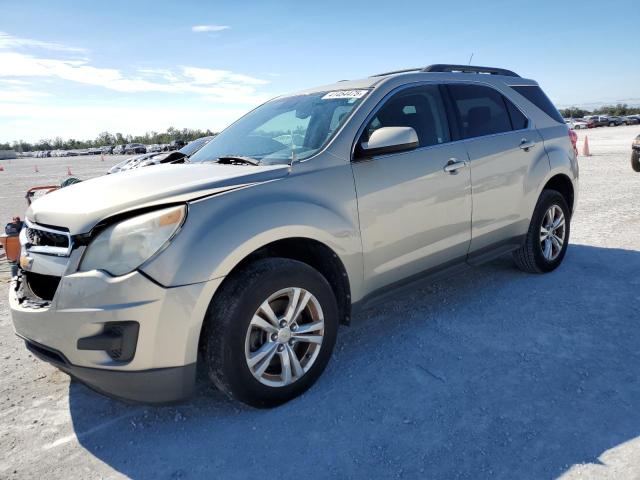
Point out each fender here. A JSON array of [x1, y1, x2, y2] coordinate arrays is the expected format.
[[535, 124, 579, 217], [141, 162, 365, 301]]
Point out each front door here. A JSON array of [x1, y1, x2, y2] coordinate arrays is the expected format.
[[351, 84, 472, 294]]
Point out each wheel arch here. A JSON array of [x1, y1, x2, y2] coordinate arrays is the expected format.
[[227, 237, 352, 323], [196, 237, 353, 368], [542, 173, 575, 215]]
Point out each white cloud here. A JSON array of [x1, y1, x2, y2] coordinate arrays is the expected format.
[[0, 30, 275, 142], [182, 66, 268, 86], [0, 51, 271, 103], [0, 31, 87, 53], [137, 68, 181, 83], [191, 25, 230, 33], [0, 87, 50, 103]]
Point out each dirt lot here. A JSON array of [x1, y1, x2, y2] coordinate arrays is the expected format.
[[1, 127, 639, 479]]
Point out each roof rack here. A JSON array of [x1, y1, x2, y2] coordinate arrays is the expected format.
[[370, 68, 423, 77], [370, 64, 520, 78], [423, 64, 520, 77]]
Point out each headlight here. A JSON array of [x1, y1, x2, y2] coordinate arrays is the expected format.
[[80, 205, 186, 276]]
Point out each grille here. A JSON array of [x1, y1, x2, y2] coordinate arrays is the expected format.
[[25, 226, 69, 249]]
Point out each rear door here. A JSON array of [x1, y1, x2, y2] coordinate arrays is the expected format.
[[446, 83, 546, 254], [351, 84, 472, 294]]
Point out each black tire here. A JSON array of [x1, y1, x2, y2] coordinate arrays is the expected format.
[[632, 151, 640, 172], [202, 257, 338, 408], [513, 190, 571, 273]]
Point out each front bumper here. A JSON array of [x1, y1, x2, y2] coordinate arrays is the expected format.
[[24, 338, 196, 403], [10, 269, 222, 403]]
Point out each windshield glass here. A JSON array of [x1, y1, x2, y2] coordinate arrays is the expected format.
[[189, 90, 369, 165]]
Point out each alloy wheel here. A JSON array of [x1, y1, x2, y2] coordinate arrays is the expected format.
[[244, 287, 325, 387], [540, 204, 566, 261]]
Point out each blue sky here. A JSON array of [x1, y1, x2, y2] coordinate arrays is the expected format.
[[0, 0, 638, 142]]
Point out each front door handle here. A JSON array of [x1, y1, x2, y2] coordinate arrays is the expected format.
[[443, 158, 469, 174], [520, 138, 536, 151]]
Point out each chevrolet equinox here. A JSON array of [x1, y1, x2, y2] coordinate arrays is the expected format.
[[10, 64, 578, 407]]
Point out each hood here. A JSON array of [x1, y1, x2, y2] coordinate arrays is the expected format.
[[27, 163, 289, 234]]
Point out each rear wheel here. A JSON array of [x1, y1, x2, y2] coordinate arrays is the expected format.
[[202, 258, 338, 407], [513, 190, 570, 273], [632, 151, 640, 172]]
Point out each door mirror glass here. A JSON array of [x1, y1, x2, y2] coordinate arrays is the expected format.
[[359, 126, 418, 157]]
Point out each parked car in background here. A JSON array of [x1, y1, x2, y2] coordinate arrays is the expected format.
[[124, 143, 147, 154], [108, 136, 214, 174], [584, 115, 609, 127], [147, 144, 162, 153], [11, 64, 578, 407], [566, 118, 589, 129], [606, 116, 624, 127], [632, 134, 640, 172], [168, 139, 186, 151], [622, 115, 640, 125], [113, 145, 125, 155], [101, 145, 114, 154]]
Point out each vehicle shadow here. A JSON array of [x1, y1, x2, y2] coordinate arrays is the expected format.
[[67, 244, 640, 479]]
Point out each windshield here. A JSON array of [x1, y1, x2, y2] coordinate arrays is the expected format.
[[189, 90, 369, 165], [179, 136, 214, 156]]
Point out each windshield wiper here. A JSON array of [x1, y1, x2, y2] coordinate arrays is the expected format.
[[216, 155, 260, 166]]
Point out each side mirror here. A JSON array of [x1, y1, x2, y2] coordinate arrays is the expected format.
[[358, 126, 419, 158]]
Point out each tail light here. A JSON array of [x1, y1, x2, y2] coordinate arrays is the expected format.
[[568, 129, 578, 156]]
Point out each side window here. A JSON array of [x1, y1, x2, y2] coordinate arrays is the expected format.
[[362, 85, 450, 148], [511, 85, 564, 123], [448, 84, 514, 139], [505, 98, 528, 130]]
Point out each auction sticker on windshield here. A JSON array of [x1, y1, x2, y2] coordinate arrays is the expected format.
[[321, 90, 369, 100]]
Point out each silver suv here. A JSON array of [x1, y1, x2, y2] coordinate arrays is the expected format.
[[10, 64, 578, 407]]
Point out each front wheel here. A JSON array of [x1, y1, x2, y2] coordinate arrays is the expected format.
[[513, 190, 571, 273], [202, 258, 338, 407]]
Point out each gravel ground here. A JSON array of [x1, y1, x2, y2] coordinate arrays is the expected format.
[[1, 127, 639, 480]]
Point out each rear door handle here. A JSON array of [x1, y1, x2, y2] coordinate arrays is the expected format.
[[443, 158, 469, 174], [520, 138, 536, 151]]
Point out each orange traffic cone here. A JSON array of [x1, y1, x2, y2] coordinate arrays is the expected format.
[[67, 166, 73, 176], [582, 136, 591, 157], [101, 153, 105, 162], [0, 164, 4, 171], [34, 165, 39, 173]]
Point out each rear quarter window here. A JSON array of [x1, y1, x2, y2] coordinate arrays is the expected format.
[[511, 85, 564, 123]]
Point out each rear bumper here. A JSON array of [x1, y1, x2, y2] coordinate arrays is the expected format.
[[25, 338, 196, 403]]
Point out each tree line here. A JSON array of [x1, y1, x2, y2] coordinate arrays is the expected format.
[[559, 103, 640, 119], [2, 103, 640, 152], [0, 127, 218, 152]]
